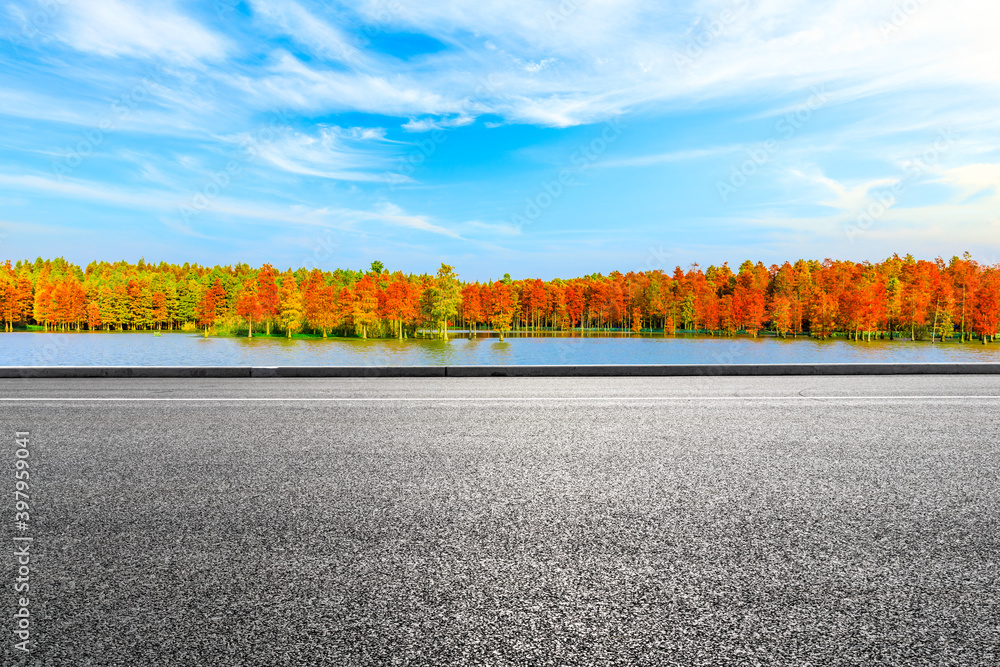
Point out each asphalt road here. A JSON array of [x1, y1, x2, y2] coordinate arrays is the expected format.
[[2, 376, 999, 666]]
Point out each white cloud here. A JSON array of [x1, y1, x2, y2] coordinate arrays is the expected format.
[[368, 203, 463, 239], [246, 0, 362, 65], [231, 51, 459, 116], [803, 171, 901, 214], [57, 0, 229, 63], [40, 0, 1000, 136], [336, 0, 1000, 127], [23, 0, 1000, 132], [0, 171, 467, 241], [732, 160, 1000, 253], [601, 146, 739, 169], [234, 125, 394, 182], [933, 163, 1000, 201], [402, 115, 474, 132]]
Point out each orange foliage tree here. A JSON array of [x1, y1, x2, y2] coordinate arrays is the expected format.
[[195, 278, 227, 337]]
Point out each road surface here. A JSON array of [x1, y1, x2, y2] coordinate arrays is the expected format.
[[2, 376, 999, 665]]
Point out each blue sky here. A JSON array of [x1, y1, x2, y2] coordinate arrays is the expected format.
[[1, 0, 999, 280]]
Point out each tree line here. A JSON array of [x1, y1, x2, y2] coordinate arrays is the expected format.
[[1, 254, 998, 343]]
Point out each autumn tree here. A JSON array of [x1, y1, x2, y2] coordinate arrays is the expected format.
[[487, 280, 519, 341], [152, 292, 168, 330], [564, 282, 586, 331], [735, 261, 767, 337], [86, 301, 102, 330], [303, 270, 337, 338], [3, 253, 999, 345], [195, 278, 226, 337], [278, 272, 303, 338], [971, 269, 1000, 344], [461, 282, 483, 335], [16, 271, 33, 326], [899, 259, 933, 340], [949, 253, 978, 341], [382, 273, 416, 339], [352, 275, 380, 339], [235, 278, 263, 338], [430, 263, 461, 339], [769, 296, 792, 338], [811, 291, 838, 338], [0, 262, 16, 331], [257, 264, 280, 335]]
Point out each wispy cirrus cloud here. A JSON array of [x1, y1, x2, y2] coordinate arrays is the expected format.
[[245, 0, 363, 65], [236, 125, 396, 182], [56, 0, 230, 63]]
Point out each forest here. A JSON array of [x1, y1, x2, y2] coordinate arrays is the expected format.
[[1, 254, 998, 343]]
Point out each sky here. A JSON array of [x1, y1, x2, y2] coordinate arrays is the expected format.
[[1, 0, 999, 280]]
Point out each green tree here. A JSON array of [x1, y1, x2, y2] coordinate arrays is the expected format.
[[431, 263, 461, 339]]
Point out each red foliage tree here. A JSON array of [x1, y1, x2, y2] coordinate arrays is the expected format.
[[256, 264, 280, 335], [195, 278, 227, 337], [460, 282, 483, 334], [235, 278, 263, 337], [971, 269, 1000, 343]]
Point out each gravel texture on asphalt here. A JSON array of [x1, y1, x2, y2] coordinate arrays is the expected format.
[[2, 377, 999, 666]]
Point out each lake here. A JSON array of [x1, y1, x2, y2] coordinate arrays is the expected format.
[[2, 331, 999, 366]]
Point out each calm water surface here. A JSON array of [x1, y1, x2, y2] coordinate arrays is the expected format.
[[2, 331, 999, 366]]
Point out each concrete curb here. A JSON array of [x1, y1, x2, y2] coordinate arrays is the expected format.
[[0, 366, 251, 378], [1, 363, 999, 378], [251, 366, 446, 378], [444, 363, 1000, 377]]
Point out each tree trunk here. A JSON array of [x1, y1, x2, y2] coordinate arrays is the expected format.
[[931, 301, 939, 344], [961, 286, 966, 342]]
